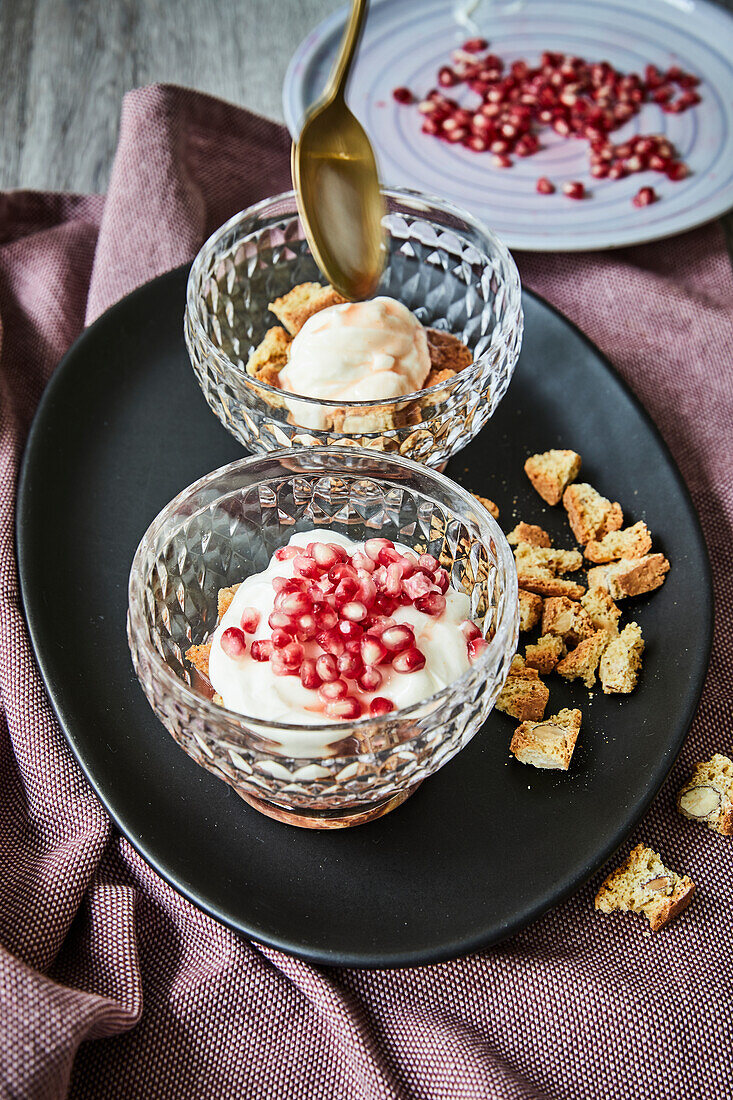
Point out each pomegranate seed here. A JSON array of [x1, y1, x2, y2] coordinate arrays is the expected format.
[[325, 697, 363, 721], [414, 592, 446, 617], [462, 36, 488, 52], [268, 611, 296, 633], [365, 538, 392, 561], [667, 161, 689, 181], [356, 576, 377, 608], [590, 163, 609, 178], [319, 680, 348, 702], [438, 66, 458, 87], [632, 186, 657, 207], [492, 153, 513, 168], [358, 666, 383, 693], [280, 591, 312, 615], [381, 563, 403, 597], [315, 653, 339, 682], [310, 543, 341, 569], [392, 647, 426, 674], [460, 619, 482, 641], [381, 625, 415, 653], [361, 634, 389, 666], [336, 621, 362, 644], [280, 641, 304, 668], [536, 176, 555, 194], [315, 606, 338, 631], [652, 85, 673, 104], [351, 551, 375, 573], [369, 697, 396, 717], [373, 594, 397, 617], [607, 163, 627, 180], [317, 629, 345, 656], [403, 572, 434, 600], [296, 612, 318, 641], [341, 600, 367, 623], [337, 652, 364, 679], [433, 569, 450, 594], [562, 181, 585, 199], [392, 86, 414, 104], [418, 553, 440, 573], [468, 637, 489, 660], [334, 577, 359, 604], [250, 639, 273, 662], [299, 659, 321, 690], [329, 562, 357, 583], [271, 652, 295, 677], [220, 627, 247, 658], [240, 607, 260, 634], [274, 546, 298, 561], [552, 118, 571, 137]]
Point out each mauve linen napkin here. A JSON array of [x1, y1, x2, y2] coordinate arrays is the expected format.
[[1, 85, 731, 1100]]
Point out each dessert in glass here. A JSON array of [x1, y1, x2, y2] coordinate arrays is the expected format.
[[185, 188, 523, 469], [127, 449, 518, 828]]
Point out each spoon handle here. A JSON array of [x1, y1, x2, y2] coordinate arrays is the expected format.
[[325, 0, 368, 101]]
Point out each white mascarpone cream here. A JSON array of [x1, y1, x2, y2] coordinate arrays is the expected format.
[[277, 297, 431, 431], [207, 530, 473, 756]]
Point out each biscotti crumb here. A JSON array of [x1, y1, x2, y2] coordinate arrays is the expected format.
[[525, 634, 566, 674], [594, 843, 695, 931], [599, 623, 644, 694], [186, 643, 212, 677], [471, 493, 499, 521], [556, 630, 611, 689], [245, 326, 292, 384], [677, 753, 733, 836], [586, 554, 670, 599], [268, 282, 346, 335], [581, 587, 621, 634], [518, 589, 543, 632], [217, 583, 241, 620], [524, 449, 582, 505], [495, 655, 550, 722], [513, 542, 583, 574], [425, 328, 473, 374], [584, 521, 653, 563], [510, 708, 582, 770], [541, 596, 595, 646], [563, 483, 624, 544], [507, 522, 551, 548], [516, 569, 586, 600], [424, 367, 457, 388]]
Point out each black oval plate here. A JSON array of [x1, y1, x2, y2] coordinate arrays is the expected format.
[[17, 268, 712, 968]]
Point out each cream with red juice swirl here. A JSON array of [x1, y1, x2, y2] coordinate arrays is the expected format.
[[207, 531, 487, 750]]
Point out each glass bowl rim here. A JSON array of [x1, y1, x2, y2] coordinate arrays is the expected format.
[[184, 185, 522, 413], [127, 446, 518, 741]]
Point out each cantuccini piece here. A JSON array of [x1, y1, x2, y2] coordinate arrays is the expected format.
[[516, 568, 586, 601], [471, 493, 499, 521], [425, 328, 473, 375], [525, 634, 566, 674], [541, 596, 595, 647], [563, 483, 624, 544], [246, 326, 292, 384], [507, 522, 551, 548], [268, 282, 347, 335], [513, 542, 583, 574], [186, 642, 212, 678], [518, 589, 543, 632], [580, 587, 621, 634], [586, 554, 670, 600], [556, 630, 611, 689], [495, 655, 550, 722], [217, 583, 241, 620], [599, 623, 644, 694], [524, 449, 582, 505], [584, 521, 652, 563], [510, 708, 582, 770], [594, 844, 695, 931], [677, 753, 733, 836]]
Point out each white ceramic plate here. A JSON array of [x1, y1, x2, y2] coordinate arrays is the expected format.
[[283, 0, 733, 251]]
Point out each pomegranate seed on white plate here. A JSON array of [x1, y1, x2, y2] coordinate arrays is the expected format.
[[326, 697, 363, 721], [292, 554, 320, 579], [492, 154, 512, 168], [370, 697, 396, 717], [310, 543, 341, 569], [337, 652, 364, 679], [250, 639, 273, 662], [296, 613, 318, 641], [240, 607, 260, 633], [280, 591, 312, 615], [280, 642, 304, 668], [667, 161, 689, 181], [468, 637, 489, 660], [438, 66, 458, 87], [299, 659, 321, 690], [358, 666, 383, 693], [329, 561, 357, 583], [351, 551, 375, 573], [220, 627, 247, 658], [315, 653, 339, 682], [418, 553, 439, 573], [392, 86, 413, 104], [361, 634, 388, 666], [536, 176, 555, 194], [270, 628, 292, 649], [460, 619, 482, 641], [316, 628, 346, 656], [364, 537, 392, 561], [381, 625, 415, 653], [562, 180, 586, 199], [377, 544, 402, 567], [341, 601, 367, 623], [632, 186, 657, 207], [268, 610, 296, 632], [414, 592, 446, 617], [274, 546, 298, 561], [271, 652, 296, 677], [319, 680, 349, 703], [392, 647, 426, 674], [462, 36, 488, 52]]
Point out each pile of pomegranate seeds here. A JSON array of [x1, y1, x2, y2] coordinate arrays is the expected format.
[[220, 539, 487, 722], [393, 44, 700, 205]]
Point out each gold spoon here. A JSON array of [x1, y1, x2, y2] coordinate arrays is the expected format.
[[291, 0, 386, 302]]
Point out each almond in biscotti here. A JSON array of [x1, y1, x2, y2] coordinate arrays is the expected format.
[[541, 596, 595, 647], [524, 449, 582, 505], [586, 554, 670, 599], [677, 754, 733, 836], [580, 588, 621, 634], [584, 521, 652, 563], [594, 843, 695, 931], [510, 708, 582, 770], [563, 483, 623, 544]]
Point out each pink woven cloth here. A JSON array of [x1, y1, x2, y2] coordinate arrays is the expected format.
[[1, 85, 731, 1100]]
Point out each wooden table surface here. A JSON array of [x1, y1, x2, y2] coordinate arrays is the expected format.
[[2, 0, 731, 246]]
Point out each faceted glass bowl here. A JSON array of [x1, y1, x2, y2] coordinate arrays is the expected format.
[[184, 188, 523, 469], [127, 448, 518, 828]]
